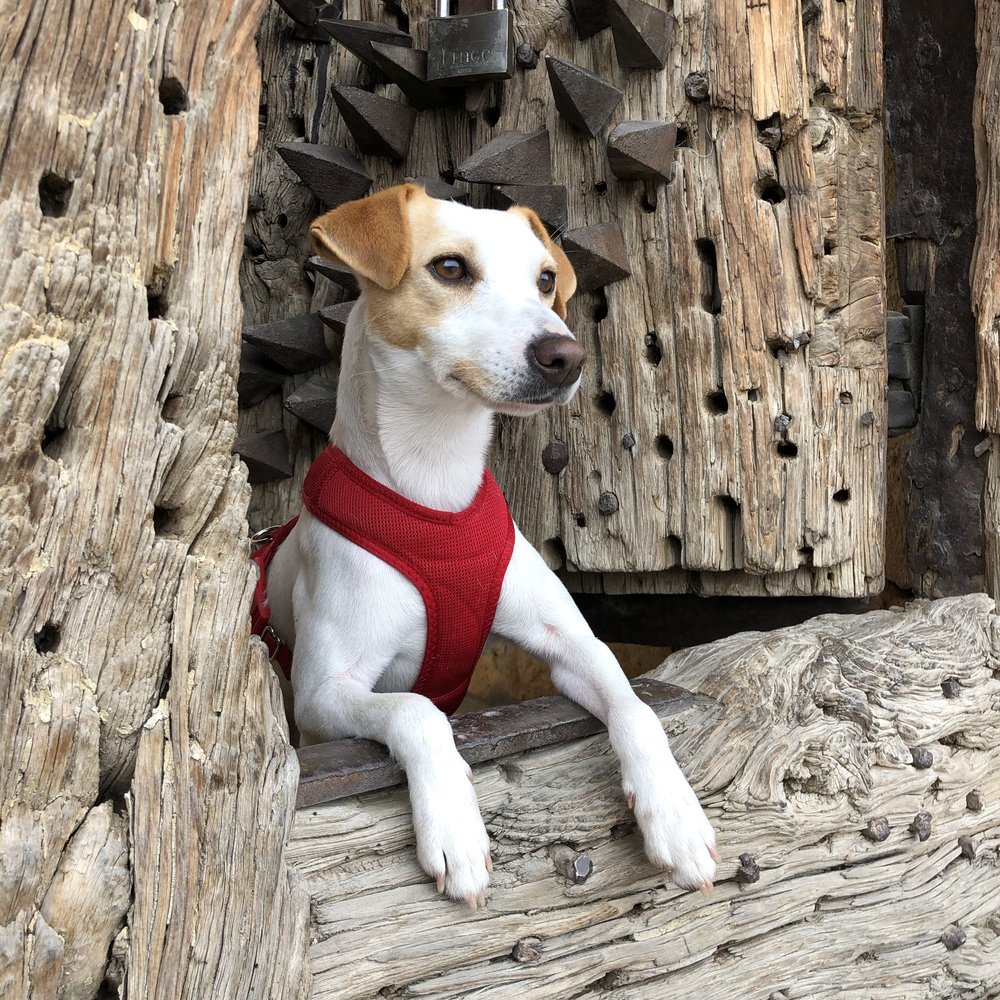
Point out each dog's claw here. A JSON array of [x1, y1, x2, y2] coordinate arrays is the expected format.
[[698, 880, 714, 897], [436, 875, 445, 894], [709, 845, 721, 862], [626, 791, 636, 810], [485, 852, 494, 874]]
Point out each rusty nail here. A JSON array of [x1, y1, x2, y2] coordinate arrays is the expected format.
[[684, 72, 709, 102], [909, 811, 932, 842], [542, 441, 569, 474], [515, 42, 539, 69], [598, 491, 620, 515], [958, 835, 976, 860], [622, 433, 636, 449], [967, 789, 983, 812], [735, 852, 760, 884], [910, 747, 933, 769], [941, 678, 961, 699], [941, 924, 966, 951], [512, 936, 543, 962], [862, 817, 891, 842]]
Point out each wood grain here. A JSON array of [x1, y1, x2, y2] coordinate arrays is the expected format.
[[291, 594, 1000, 999]]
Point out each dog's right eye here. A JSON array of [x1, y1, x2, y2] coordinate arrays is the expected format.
[[430, 256, 468, 282]]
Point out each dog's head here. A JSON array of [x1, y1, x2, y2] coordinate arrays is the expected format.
[[310, 183, 582, 415]]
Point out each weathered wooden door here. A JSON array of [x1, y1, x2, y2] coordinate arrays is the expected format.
[[243, 0, 886, 601]]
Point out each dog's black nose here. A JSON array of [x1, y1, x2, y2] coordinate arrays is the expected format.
[[528, 335, 586, 387]]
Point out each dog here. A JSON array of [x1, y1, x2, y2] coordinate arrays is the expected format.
[[253, 183, 718, 907]]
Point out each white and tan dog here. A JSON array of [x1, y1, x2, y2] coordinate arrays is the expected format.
[[261, 183, 718, 906]]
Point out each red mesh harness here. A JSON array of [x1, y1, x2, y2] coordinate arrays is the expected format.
[[250, 446, 515, 716]]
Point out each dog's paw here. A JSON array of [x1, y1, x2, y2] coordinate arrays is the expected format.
[[626, 764, 718, 892], [411, 765, 492, 909]]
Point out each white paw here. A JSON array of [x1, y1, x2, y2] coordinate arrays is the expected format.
[[627, 766, 718, 891], [410, 764, 492, 909]]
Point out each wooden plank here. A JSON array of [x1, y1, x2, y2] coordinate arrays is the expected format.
[[291, 594, 1000, 999]]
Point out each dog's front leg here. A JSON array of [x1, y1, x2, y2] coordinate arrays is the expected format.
[[492, 531, 718, 891], [292, 633, 492, 908]]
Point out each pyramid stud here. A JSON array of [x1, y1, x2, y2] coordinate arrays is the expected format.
[[406, 176, 470, 203], [235, 430, 293, 484], [607, 121, 677, 181], [284, 375, 339, 434], [369, 42, 451, 110], [306, 255, 360, 297], [492, 184, 568, 235], [238, 343, 286, 407], [320, 18, 412, 67], [455, 130, 552, 185], [332, 86, 417, 161], [546, 57, 623, 137], [561, 223, 632, 293], [317, 300, 357, 340], [275, 143, 371, 208], [273, 0, 336, 27], [242, 314, 331, 374], [568, 0, 612, 39], [607, 0, 674, 70]]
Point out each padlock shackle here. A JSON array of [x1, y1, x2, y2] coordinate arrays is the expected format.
[[436, 0, 506, 14]]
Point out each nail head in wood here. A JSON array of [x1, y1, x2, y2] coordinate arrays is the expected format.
[[542, 441, 569, 474], [967, 789, 983, 812], [455, 130, 552, 185], [958, 835, 976, 860], [561, 222, 631, 293], [598, 491, 619, 515], [607, 0, 674, 70], [235, 430, 293, 484], [622, 433, 635, 449], [332, 86, 417, 161], [910, 747, 933, 769], [243, 314, 332, 374], [862, 817, 891, 842], [684, 72, 709, 102], [545, 57, 623, 138], [909, 811, 932, 842], [941, 924, 966, 951], [275, 142, 371, 208], [941, 677, 961, 698], [607, 121, 678, 182], [512, 937, 543, 963], [492, 184, 568, 235], [284, 375, 338, 434], [515, 42, 539, 69], [861, 410, 876, 426], [735, 852, 760, 884]]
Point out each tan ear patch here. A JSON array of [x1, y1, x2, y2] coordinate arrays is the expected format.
[[309, 183, 424, 290], [507, 205, 578, 320]]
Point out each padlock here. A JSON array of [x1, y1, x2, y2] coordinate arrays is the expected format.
[[426, 0, 514, 87]]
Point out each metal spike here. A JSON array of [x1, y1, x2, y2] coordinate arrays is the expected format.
[[607, 0, 674, 70], [492, 184, 568, 235], [235, 430, 293, 484], [273, 0, 341, 28], [545, 57, 623, 137], [306, 255, 360, 297], [319, 18, 412, 66], [369, 42, 452, 110], [567, 0, 611, 39], [284, 375, 339, 434], [560, 223, 631, 293], [317, 300, 356, 339], [607, 121, 677, 181], [238, 343, 287, 407], [275, 143, 371, 208], [332, 86, 417, 161], [406, 175, 471, 203], [455, 130, 552, 185], [242, 314, 331, 374]]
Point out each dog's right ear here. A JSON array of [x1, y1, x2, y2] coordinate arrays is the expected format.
[[310, 183, 421, 290]]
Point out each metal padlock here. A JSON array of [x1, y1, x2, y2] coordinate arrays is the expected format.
[[426, 0, 514, 87]]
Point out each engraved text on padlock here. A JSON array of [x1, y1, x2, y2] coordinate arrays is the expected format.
[[427, 0, 514, 87]]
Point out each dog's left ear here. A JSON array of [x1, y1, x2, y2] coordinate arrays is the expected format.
[[507, 206, 578, 320], [310, 183, 421, 290]]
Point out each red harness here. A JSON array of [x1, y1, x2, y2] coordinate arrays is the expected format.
[[250, 446, 515, 715]]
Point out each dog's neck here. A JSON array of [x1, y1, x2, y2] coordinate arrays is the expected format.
[[329, 304, 494, 512]]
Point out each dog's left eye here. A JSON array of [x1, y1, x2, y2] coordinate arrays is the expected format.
[[431, 256, 468, 282], [538, 270, 556, 295]]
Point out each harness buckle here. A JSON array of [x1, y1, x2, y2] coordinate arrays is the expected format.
[[250, 524, 283, 548], [260, 624, 284, 662]]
